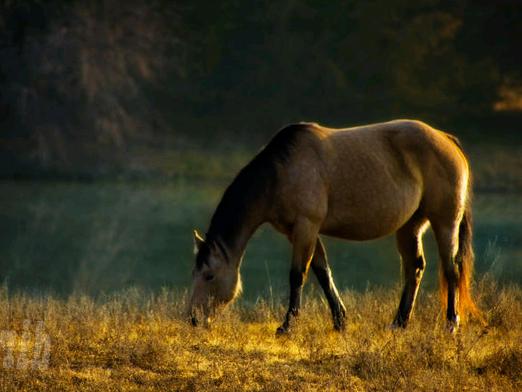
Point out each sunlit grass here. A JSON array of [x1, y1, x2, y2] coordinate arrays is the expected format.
[[0, 278, 520, 390]]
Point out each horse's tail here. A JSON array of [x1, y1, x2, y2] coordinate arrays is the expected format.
[[439, 151, 482, 323], [457, 200, 481, 321]]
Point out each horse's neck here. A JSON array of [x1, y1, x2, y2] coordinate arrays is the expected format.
[[208, 200, 268, 269], [223, 212, 265, 268], [208, 159, 274, 267]]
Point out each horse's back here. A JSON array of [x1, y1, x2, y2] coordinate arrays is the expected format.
[[269, 120, 469, 240]]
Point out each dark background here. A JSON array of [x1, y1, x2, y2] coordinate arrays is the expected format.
[[1, 0, 521, 180]]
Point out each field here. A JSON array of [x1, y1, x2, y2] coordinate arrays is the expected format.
[[0, 278, 520, 391]]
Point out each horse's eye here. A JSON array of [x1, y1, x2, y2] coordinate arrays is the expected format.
[[204, 274, 215, 282]]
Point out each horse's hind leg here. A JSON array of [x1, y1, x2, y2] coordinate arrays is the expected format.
[[276, 217, 319, 335], [431, 220, 461, 332], [311, 237, 346, 330], [392, 217, 428, 328]]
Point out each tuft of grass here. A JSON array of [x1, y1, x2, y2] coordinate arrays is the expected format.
[[0, 280, 520, 391]]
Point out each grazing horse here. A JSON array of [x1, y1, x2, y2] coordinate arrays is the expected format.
[[189, 119, 479, 334]]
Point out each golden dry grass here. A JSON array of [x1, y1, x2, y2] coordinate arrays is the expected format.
[[0, 278, 520, 391]]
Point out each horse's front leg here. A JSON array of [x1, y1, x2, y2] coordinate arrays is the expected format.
[[276, 218, 318, 335], [311, 237, 347, 330]]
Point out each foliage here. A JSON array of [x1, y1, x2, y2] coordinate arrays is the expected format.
[[0, 0, 521, 178]]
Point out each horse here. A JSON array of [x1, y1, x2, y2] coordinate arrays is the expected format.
[[188, 119, 479, 334]]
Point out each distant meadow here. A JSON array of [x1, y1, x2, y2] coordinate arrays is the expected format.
[[1, 180, 521, 299]]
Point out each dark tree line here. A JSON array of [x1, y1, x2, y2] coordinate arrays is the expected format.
[[1, 0, 521, 177]]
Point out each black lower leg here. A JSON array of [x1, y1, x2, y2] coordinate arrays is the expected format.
[[394, 283, 413, 328], [393, 255, 425, 328], [445, 263, 460, 327], [447, 284, 459, 323], [277, 268, 304, 334], [277, 220, 318, 335], [312, 263, 346, 330]]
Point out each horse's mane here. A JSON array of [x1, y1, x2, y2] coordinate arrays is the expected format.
[[204, 124, 310, 253]]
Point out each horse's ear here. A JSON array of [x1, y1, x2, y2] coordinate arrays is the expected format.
[[193, 230, 205, 254]]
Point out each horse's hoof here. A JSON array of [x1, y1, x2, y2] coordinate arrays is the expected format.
[[389, 321, 409, 332], [447, 322, 459, 335], [333, 319, 346, 332], [447, 315, 460, 334], [275, 326, 289, 336], [391, 315, 408, 330]]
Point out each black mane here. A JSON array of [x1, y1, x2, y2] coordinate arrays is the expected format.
[[205, 124, 311, 252]]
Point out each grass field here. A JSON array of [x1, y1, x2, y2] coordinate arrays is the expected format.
[[0, 278, 520, 391]]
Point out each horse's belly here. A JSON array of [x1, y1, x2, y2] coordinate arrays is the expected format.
[[320, 190, 421, 241], [320, 217, 405, 240]]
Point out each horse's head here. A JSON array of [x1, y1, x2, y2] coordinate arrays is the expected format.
[[188, 230, 241, 326]]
